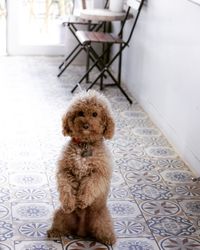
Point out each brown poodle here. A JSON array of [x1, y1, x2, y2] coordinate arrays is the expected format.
[[47, 90, 116, 245]]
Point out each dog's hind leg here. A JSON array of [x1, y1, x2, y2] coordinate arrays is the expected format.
[[76, 209, 87, 237], [47, 207, 77, 238], [88, 206, 116, 245]]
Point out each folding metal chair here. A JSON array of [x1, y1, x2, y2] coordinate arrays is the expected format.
[[71, 0, 145, 104], [58, 0, 109, 78]]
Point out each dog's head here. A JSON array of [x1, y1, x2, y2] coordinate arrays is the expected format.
[[62, 90, 115, 141]]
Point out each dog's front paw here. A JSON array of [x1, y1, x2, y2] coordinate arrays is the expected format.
[[60, 196, 76, 213], [61, 203, 75, 213], [77, 200, 87, 209], [77, 195, 91, 209]]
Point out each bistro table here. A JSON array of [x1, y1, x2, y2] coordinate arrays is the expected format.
[[80, 8, 131, 22]]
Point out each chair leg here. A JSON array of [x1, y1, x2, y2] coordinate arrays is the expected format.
[[86, 68, 132, 104], [71, 45, 112, 93], [100, 74, 104, 90], [59, 43, 80, 69], [86, 69, 106, 91], [86, 45, 90, 82], [58, 44, 105, 78], [85, 44, 108, 83], [106, 69, 132, 104], [58, 42, 108, 78], [89, 46, 106, 71], [71, 57, 99, 93], [57, 46, 83, 77], [118, 43, 122, 85]]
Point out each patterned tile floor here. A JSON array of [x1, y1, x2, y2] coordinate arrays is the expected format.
[[0, 56, 200, 250]]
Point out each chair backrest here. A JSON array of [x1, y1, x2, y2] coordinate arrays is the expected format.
[[104, 0, 109, 9], [119, 0, 145, 44], [127, 0, 142, 10]]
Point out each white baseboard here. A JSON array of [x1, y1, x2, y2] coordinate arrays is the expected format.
[[133, 92, 200, 177]]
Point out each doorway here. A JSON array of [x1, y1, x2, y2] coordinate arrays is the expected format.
[[6, 0, 74, 55]]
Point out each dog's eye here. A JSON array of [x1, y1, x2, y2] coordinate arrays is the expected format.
[[78, 111, 84, 117], [92, 112, 97, 117]]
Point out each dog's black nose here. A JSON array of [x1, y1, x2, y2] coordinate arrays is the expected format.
[[83, 123, 89, 129]]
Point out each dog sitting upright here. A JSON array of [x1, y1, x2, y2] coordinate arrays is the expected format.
[[47, 90, 116, 245]]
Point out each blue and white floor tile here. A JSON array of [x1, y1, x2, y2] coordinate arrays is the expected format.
[[0, 203, 11, 221], [160, 169, 194, 185], [11, 202, 54, 221], [129, 183, 173, 201], [1, 56, 200, 249], [174, 185, 200, 199], [11, 187, 51, 202], [156, 158, 189, 170], [147, 215, 196, 237], [139, 200, 181, 216], [114, 238, 160, 250], [159, 237, 200, 250], [114, 217, 152, 238], [179, 200, 200, 216], [14, 240, 63, 250], [15, 221, 49, 239]]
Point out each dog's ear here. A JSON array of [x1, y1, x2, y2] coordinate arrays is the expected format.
[[62, 112, 72, 136], [103, 109, 115, 139]]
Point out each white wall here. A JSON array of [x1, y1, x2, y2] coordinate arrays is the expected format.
[[120, 0, 200, 175]]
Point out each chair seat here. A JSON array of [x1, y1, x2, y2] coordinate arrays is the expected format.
[[76, 31, 124, 45]]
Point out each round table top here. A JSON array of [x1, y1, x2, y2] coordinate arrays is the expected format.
[[80, 9, 131, 22]]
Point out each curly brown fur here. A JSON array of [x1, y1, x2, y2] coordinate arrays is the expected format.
[[47, 90, 116, 245]]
